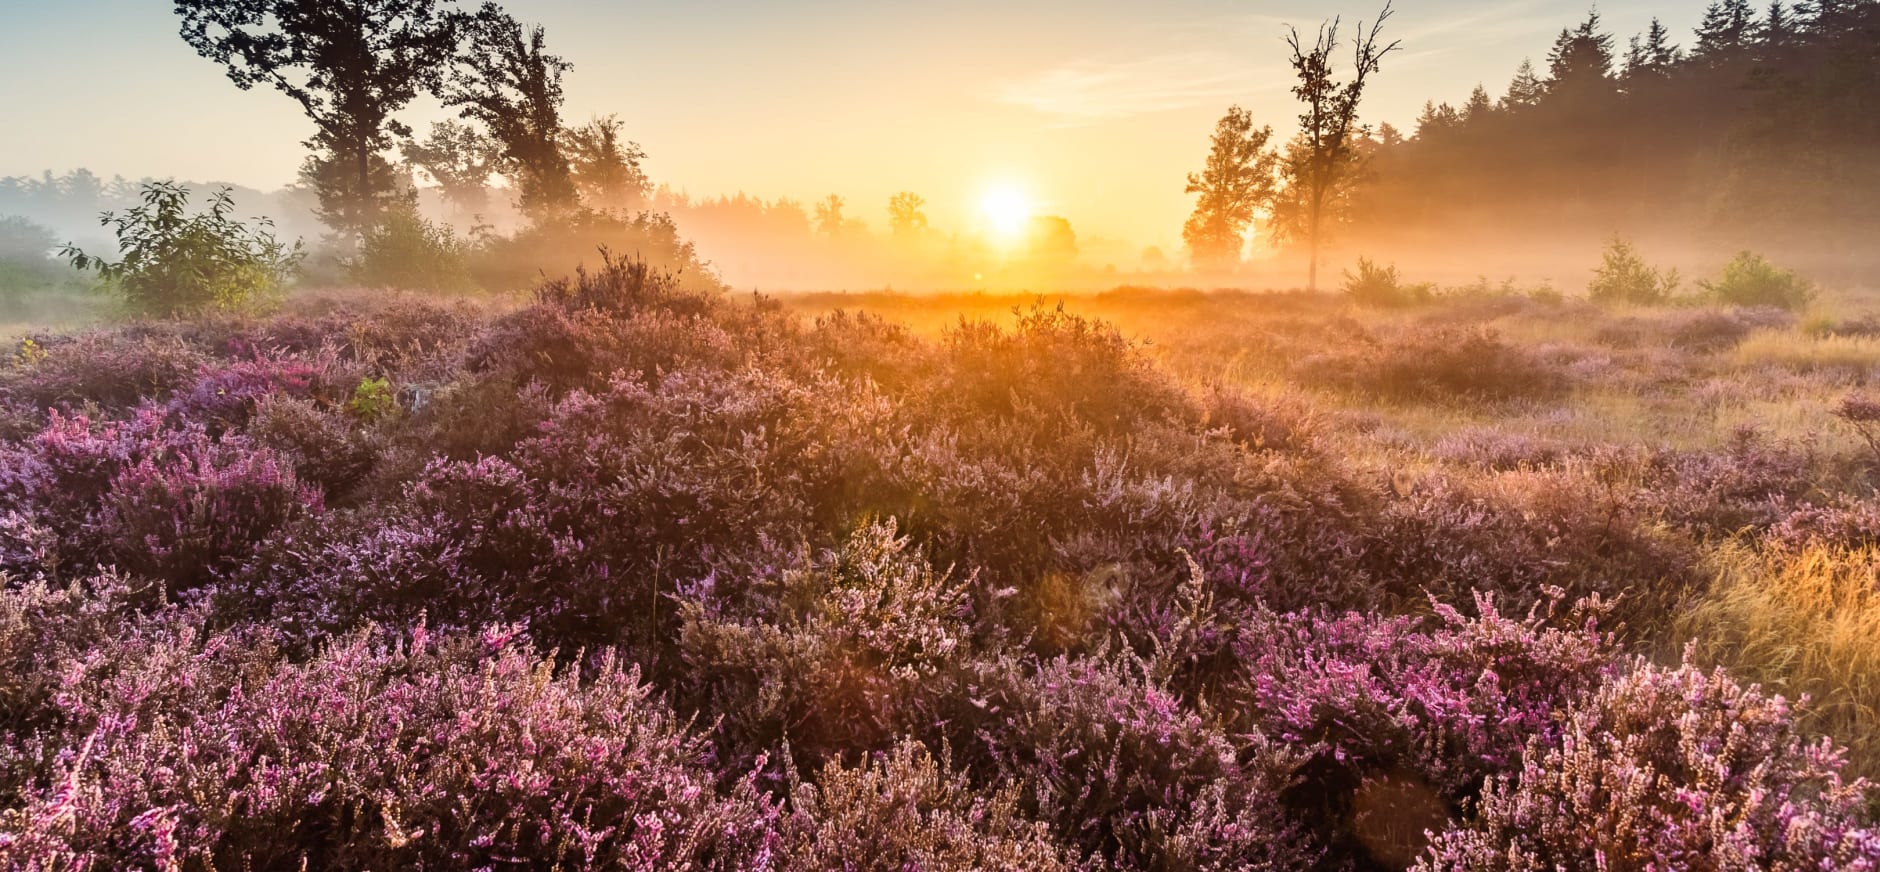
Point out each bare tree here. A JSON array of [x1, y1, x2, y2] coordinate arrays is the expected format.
[[1281, 2, 1400, 291]]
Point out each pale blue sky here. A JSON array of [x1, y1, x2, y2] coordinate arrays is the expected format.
[[0, 0, 1698, 245]]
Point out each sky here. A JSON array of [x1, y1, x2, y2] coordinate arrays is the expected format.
[[1, 0, 1697, 251]]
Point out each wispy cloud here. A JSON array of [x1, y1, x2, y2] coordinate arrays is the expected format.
[[997, 52, 1281, 124]]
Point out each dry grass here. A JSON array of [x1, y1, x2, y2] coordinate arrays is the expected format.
[[1676, 542, 1880, 779], [1734, 330, 1880, 376]]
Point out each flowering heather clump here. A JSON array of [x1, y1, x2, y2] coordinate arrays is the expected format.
[[1299, 327, 1570, 405], [167, 353, 348, 430], [0, 331, 205, 412], [1221, 592, 1617, 866], [1418, 658, 1880, 871], [0, 615, 780, 870], [678, 522, 976, 764], [967, 650, 1318, 871], [779, 739, 1073, 871], [100, 435, 322, 589]]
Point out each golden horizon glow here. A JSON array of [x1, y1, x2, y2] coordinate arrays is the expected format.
[[979, 185, 1034, 245]]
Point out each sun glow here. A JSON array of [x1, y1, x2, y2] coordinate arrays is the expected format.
[[979, 185, 1034, 243]]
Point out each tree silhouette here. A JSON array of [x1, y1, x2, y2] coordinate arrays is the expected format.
[[814, 195, 846, 239], [1502, 59, 1547, 109], [175, 0, 460, 236], [887, 192, 929, 239], [400, 120, 502, 222], [565, 116, 651, 214], [445, 3, 576, 219], [1695, 0, 1761, 64], [1547, 10, 1617, 92], [1282, 2, 1400, 291], [1183, 106, 1278, 269]]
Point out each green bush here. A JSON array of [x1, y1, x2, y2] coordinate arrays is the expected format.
[[1342, 257, 1430, 307], [1702, 251, 1816, 311], [62, 182, 301, 316], [1587, 238, 1678, 305], [349, 200, 477, 293]]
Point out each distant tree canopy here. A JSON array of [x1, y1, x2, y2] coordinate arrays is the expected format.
[[564, 115, 651, 214], [1183, 106, 1279, 269], [401, 120, 504, 220], [888, 192, 930, 239], [444, 3, 578, 220], [175, 0, 462, 236], [1346, 0, 1880, 258], [175, 0, 663, 240]]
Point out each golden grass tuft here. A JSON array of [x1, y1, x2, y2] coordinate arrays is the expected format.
[[1676, 542, 1880, 778], [1734, 329, 1880, 375]]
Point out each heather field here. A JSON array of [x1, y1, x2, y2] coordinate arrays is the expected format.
[[2, 266, 1878, 869], [9, 0, 1880, 867]]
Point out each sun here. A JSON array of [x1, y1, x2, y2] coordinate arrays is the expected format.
[[979, 185, 1034, 243]]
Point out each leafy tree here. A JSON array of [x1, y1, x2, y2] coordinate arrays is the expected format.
[[814, 195, 846, 239], [1281, 2, 1400, 291], [401, 120, 503, 220], [1182, 106, 1279, 268], [0, 216, 57, 264], [297, 146, 413, 235], [1588, 238, 1680, 305], [1702, 251, 1815, 309], [1026, 216, 1078, 263], [445, 2, 576, 219], [564, 115, 651, 213], [61, 182, 301, 315], [174, 0, 461, 236], [887, 192, 929, 239]]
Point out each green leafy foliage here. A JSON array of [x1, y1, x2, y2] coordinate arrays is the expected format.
[[1588, 238, 1679, 305], [1342, 257, 1431, 307], [1702, 251, 1816, 311], [62, 182, 302, 316]]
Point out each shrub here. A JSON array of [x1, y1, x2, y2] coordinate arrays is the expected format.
[[1703, 251, 1817, 311], [1587, 238, 1679, 305], [0, 620, 780, 870], [1343, 257, 1431, 307], [100, 436, 323, 589], [348, 201, 477, 293], [62, 182, 301, 316], [677, 521, 976, 764], [1418, 658, 1880, 870], [3, 331, 206, 411], [967, 651, 1318, 870], [1302, 327, 1570, 405], [535, 248, 714, 317], [1836, 392, 1880, 466], [779, 739, 1074, 871], [1225, 593, 1617, 865]]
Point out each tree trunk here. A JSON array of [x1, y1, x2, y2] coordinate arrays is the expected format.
[[357, 137, 372, 225]]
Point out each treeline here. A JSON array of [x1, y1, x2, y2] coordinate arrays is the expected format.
[[1354, 1, 1880, 266]]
